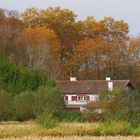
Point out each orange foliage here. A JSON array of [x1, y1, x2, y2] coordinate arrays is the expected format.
[[21, 27, 61, 77]]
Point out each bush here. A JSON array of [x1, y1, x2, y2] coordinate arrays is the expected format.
[[112, 121, 132, 135], [0, 90, 13, 121], [13, 91, 35, 121], [99, 88, 140, 114], [34, 86, 65, 118], [10, 83, 65, 121], [36, 113, 59, 129], [133, 126, 140, 136], [100, 109, 130, 123], [84, 88, 140, 123], [83, 110, 105, 122], [130, 112, 140, 128], [60, 110, 85, 122], [95, 122, 115, 136], [93, 121, 132, 136]]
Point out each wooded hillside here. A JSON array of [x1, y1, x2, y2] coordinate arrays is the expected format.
[[0, 7, 139, 90]]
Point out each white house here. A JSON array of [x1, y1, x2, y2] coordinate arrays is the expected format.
[[57, 77, 134, 111]]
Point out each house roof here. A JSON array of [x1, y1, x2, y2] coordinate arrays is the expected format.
[[57, 80, 133, 94]]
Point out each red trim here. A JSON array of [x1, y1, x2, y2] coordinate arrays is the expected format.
[[67, 107, 80, 111], [62, 93, 92, 95]]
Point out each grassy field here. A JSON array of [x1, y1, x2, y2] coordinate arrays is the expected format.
[[1, 136, 140, 140], [0, 121, 140, 140]]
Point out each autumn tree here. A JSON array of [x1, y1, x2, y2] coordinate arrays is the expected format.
[[122, 36, 140, 90], [21, 7, 80, 44], [22, 7, 84, 60], [21, 27, 61, 78], [80, 16, 99, 39], [0, 9, 24, 62], [63, 17, 129, 79], [1, 7, 139, 89], [67, 37, 105, 79]]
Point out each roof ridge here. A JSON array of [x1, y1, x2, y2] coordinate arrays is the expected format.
[[57, 80, 130, 82], [57, 80, 133, 94]]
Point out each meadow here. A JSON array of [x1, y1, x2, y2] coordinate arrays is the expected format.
[[1, 136, 140, 140], [0, 121, 140, 140]]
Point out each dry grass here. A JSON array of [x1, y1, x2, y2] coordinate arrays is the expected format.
[[0, 121, 140, 139], [0, 121, 37, 138], [1, 136, 140, 140]]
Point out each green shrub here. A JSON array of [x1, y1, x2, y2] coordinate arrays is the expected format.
[[13, 91, 35, 121], [133, 126, 140, 136], [36, 113, 59, 129], [99, 88, 133, 113], [61, 110, 85, 122], [83, 111, 104, 122], [101, 109, 129, 123], [113, 110, 129, 121], [84, 88, 140, 123], [0, 90, 13, 121], [97, 123, 115, 136], [115, 121, 132, 135], [34, 86, 65, 118], [93, 121, 132, 136], [130, 112, 140, 128]]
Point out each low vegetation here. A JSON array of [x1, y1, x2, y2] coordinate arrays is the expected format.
[[1, 137, 140, 140], [36, 113, 59, 129], [0, 54, 140, 138], [0, 121, 140, 139], [0, 4, 140, 140], [0, 54, 65, 126]]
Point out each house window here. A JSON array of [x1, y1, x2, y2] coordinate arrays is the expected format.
[[78, 96, 83, 101], [78, 96, 88, 101], [84, 96, 86, 100]]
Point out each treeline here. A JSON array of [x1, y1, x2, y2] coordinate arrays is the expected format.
[[0, 7, 140, 90]]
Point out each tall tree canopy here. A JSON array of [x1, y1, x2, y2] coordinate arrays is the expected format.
[[21, 27, 61, 78], [0, 9, 24, 62], [0, 7, 139, 90]]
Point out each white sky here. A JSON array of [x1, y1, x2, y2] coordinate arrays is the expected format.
[[0, 0, 140, 36]]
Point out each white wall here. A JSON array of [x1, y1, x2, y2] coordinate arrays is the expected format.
[[64, 94, 99, 105]]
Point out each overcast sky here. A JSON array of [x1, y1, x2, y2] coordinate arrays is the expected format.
[[0, 0, 139, 36]]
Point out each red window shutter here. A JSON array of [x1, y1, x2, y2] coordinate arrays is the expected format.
[[72, 96, 77, 101], [64, 96, 68, 101], [72, 96, 75, 101], [87, 96, 90, 101]]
